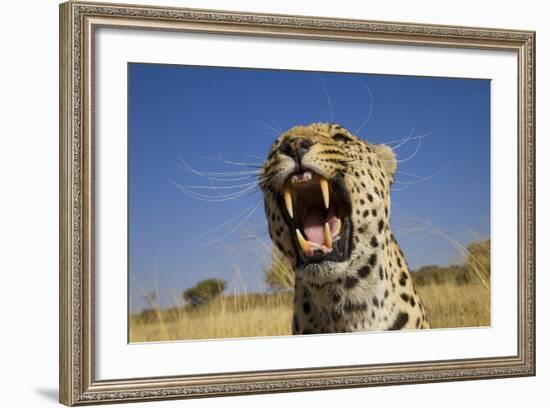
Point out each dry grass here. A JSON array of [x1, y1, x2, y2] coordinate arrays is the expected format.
[[417, 282, 490, 329], [130, 280, 490, 342], [130, 292, 293, 342]]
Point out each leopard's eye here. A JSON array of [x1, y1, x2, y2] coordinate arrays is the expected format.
[[333, 133, 353, 143]]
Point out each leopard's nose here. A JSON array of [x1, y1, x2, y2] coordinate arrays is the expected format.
[[281, 137, 313, 161]]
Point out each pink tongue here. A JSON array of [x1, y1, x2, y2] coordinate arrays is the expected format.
[[303, 210, 326, 245]]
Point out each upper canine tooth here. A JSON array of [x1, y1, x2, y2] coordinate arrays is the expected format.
[[284, 188, 293, 219], [320, 177, 329, 209], [324, 222, 333, 249], [296, 229, 311, 254]]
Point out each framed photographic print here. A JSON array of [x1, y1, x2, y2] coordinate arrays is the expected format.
[[59, 1, 536, 405]]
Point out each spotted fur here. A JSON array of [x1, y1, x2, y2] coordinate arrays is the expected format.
[[260, 123, 429, 334]]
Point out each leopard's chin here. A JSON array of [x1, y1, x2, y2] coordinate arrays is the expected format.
[[275, 169, 353, 269]]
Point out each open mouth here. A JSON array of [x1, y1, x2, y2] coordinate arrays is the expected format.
[[278, 170, 352, 268]]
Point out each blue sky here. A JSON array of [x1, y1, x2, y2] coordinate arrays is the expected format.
[[128, 63, 490, 311]]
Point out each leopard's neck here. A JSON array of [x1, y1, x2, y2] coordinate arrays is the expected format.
[[291, 233, 428, 334]]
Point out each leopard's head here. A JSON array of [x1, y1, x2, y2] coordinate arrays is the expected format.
[[259, 123, 396, 283]]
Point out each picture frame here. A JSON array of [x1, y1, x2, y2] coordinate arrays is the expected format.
[[59, 1, 536, 405]]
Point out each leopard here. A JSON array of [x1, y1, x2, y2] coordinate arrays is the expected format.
[[259, 122, 429, 334]]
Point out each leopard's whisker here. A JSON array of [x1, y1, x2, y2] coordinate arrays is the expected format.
[[355, 84, 374, 134], [180, 167, 260, 177], [177, 174, 272, 193], [386, 131, 432, 148], [395, 137, 422, 164], [185, 199, 262, 246], [177, 180, 262, 190], [254, 120, 282, 137], [196, 198, 263, 247], [395, 169, 430, 179], [316, 74, 334, 123], [394, 165, 450, 184], [174, 181, 260, 202], [388, 128, 415, 150], [207, 175, 261, 182], [264, 113, 284, 134], [196, 152, 263, 169], [244, 153, 264, 160], [179, 157, 260, 178], [178, 166, 261, 183]]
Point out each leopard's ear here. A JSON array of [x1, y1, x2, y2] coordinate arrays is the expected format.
[[372, 144, 396, 183]]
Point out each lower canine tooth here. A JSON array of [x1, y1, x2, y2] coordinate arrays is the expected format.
[[324, 222, 333, 249], [296, 229, 311, 254], [334, 218, 342, 236], [284, 189, 293, 219]]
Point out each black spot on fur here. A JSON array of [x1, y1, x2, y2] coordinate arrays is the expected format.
[[359, 199, 365, 206], [378, 220, 384, 233], [358, 265, 371, 278], [397, 258, 402, 267], [293, 317, 300, 333], [332, 292, 341, 303], [400, 293, 410, 302], [416, 317, 421, 328], [368, 253, 377, 267], [410, 297, 416, 307], [399, 272, 408, 286], [379, 267, 384, 280], [343, 300, 368, 313], [303, 302, 311, 314], [372, 297, 379, 307], [372, 209, 377, 217], [358, 227, 365, 234], [367, 193, 373, 202], [345, 276, 359, 289], [363, 209, 369, 217], [384, 289, 389, 298], [389, 312, 409, 330], [370, 236, 379, 248]]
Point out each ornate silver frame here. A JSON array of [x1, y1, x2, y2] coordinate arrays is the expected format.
[[59, 1, 536, 405]]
